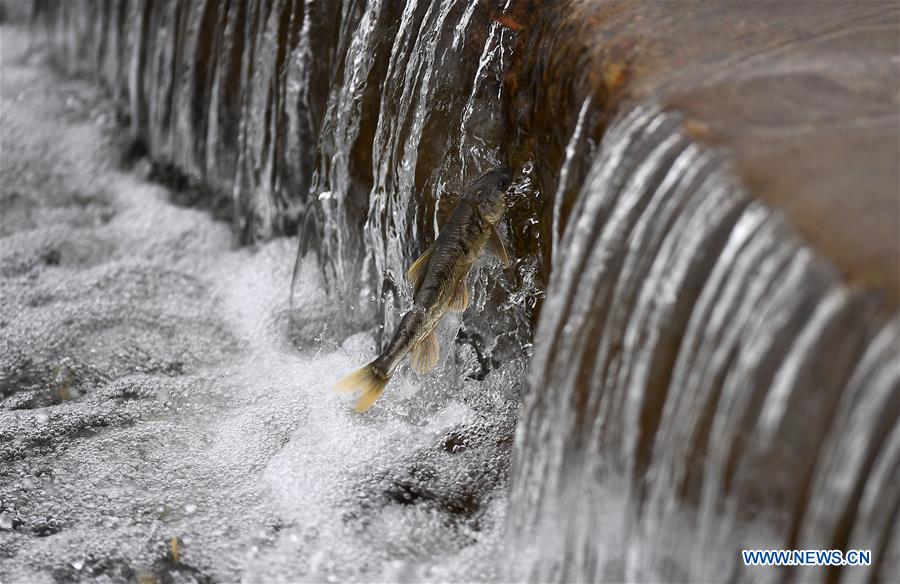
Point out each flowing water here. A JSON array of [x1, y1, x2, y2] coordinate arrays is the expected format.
[[1, 25, 521, 582], [3, 1, 899, 582], [509, 106, 899, 582]]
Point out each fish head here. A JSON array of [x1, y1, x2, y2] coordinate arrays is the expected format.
[[466, 167, 511, 225]]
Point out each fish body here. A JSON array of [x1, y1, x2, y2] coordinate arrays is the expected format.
[[334, 168, 512, 412]]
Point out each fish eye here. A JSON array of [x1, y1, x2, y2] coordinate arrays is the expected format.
[[498, 178, 510, 190]]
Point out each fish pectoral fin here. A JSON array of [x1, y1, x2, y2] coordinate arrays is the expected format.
[[410, 330, 440, 374], [406, 245, 434, 291], [486, 225, 510, 266], [448, 279, 469, 312]]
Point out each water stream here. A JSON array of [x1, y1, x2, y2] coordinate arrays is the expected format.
[[1, 24, 521, 582], [3, 1, 898, 582], [509, 105, 898, 582]]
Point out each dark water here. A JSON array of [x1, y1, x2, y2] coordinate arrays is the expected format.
[[8, 0, 900, 582]]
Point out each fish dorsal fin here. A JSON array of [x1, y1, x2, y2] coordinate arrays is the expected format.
[[407, 245, 433, 290], [486, 225, 510, 266], [448, 279, 469, 312], [410, 330, 440, 374]]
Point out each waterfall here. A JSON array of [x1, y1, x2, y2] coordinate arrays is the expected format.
[[26, 0, 899, 581], [293, 0, 537, 362], [508, 105, 899, 582]]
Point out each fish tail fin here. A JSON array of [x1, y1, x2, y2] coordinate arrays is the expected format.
[[332, 361, 390, 413]]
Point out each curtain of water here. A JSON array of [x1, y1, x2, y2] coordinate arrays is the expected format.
[[508, 104, 899, 582], [295, 0, 537, 360]]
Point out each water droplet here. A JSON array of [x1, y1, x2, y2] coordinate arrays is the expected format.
[[36, 411, 50, 424], [184, 504, 198, 514], [71, 559, 85, 571]]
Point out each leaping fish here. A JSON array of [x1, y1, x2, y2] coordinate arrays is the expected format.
[[333, 168, 512, 412]]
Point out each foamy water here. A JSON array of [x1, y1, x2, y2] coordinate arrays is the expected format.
[[0, 28, 522, 582]]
